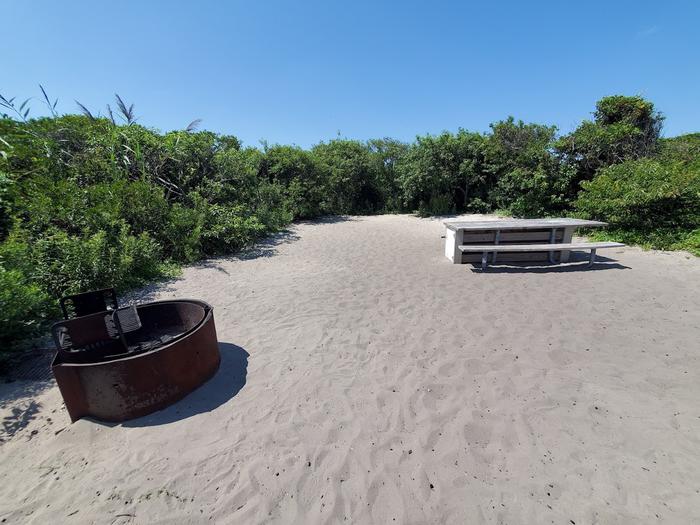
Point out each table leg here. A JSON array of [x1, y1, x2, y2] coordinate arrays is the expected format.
[[493, 230, 500, 264], [548, 228, 556, 263], [457, 229, 464, 263], [589, 248, 597, 267], [560, 226, 575, 262]]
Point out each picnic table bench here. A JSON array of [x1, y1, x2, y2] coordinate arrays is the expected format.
[[460, 241, 625, 270], [443, 218, 623, 268]]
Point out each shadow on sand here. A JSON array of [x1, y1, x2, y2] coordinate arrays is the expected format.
[[125, 216, 357, 302], [119, 342, 249, 428], [186, 216, 356, 270], [468, 252, 630, 273], [229, 228, 301, 261], [123, 228, 304, 302], [0, 379, 54, 443], [295, 215, 356, 225]]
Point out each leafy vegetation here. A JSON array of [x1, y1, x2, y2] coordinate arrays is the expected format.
[[576, 135, 700, 255], [0, 90, 697, 354]]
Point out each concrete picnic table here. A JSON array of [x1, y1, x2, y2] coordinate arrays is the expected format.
[[443, 218, 608, 264]]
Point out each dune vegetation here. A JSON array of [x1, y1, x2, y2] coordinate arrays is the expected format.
[[0, 91, 698, 356]]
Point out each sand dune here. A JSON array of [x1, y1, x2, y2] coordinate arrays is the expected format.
[[1, 214, 699, 524]]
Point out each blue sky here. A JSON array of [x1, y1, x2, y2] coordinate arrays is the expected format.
[[2, 0, 699, 147]]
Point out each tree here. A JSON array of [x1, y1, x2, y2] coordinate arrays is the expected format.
[[260, 145, 323, 218], [367, 138, 409, 212], [555, 95, 664, 181], [397, 130, 486, 215], [484, 118, 573, 216], [311, 139, 381, 214]]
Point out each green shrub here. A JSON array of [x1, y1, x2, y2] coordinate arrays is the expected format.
[[417, 194, 454, 217], [587, 227, 700, 256], [658, 133, 700, 164], [30, 223, 164, 297], [483, 118, 580, 217], [285, 178, 324, 219], [312, 139, 382, 214], [575, 158, 700, 253], [398, 130, 486, 213], [465, 197, 491, 213], [368, 138, 408, 213], [162, 203, 205, 263], [200, 203, 268, 255], [118, 179, 170, 237], [575, 158, 699, 229], [555, 95, 663, 180], [261, 145, 324, 218], [0, 265, 52, 352], [250, 182, 294, 231], [491, 164, 577, 217]]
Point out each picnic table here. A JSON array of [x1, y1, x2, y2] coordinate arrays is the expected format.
[[443, 218, 609, 265]]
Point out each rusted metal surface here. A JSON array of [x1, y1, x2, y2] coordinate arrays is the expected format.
[[60, 288, 119, 319], [51, 299, 220, 423]]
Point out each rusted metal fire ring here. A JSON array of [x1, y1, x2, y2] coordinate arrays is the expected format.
[[52, 299, 220, 422]]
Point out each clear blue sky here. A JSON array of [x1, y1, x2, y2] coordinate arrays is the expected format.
[[3, 0, 699, 147]]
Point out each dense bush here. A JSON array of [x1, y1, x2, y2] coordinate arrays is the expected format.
[[312, 139, 383, 214], [0, 91, 697, 354], [485, 118, 576, 216], [555, 95, 663, 180], [575, 157, 700, 254], [367, 138, 409, 212], [260, 145, 323, 218], [0, 265, 52, 351], [0, 100, 294, 353], [658, 133, 700, 164], [397, 130, 486, 215]]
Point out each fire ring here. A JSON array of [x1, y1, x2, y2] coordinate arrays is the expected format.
[[51, 298, 221, 422]]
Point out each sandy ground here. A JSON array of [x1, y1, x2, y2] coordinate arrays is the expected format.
[[1, 214, 699, 524]]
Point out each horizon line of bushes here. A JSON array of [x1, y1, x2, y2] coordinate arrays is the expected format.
[[1, 91, 698, 357]]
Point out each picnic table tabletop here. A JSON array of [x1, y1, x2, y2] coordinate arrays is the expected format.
[[443, 218, 607, 232]]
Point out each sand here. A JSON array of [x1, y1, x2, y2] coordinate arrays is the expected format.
[[1, 214, 699, 524]]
